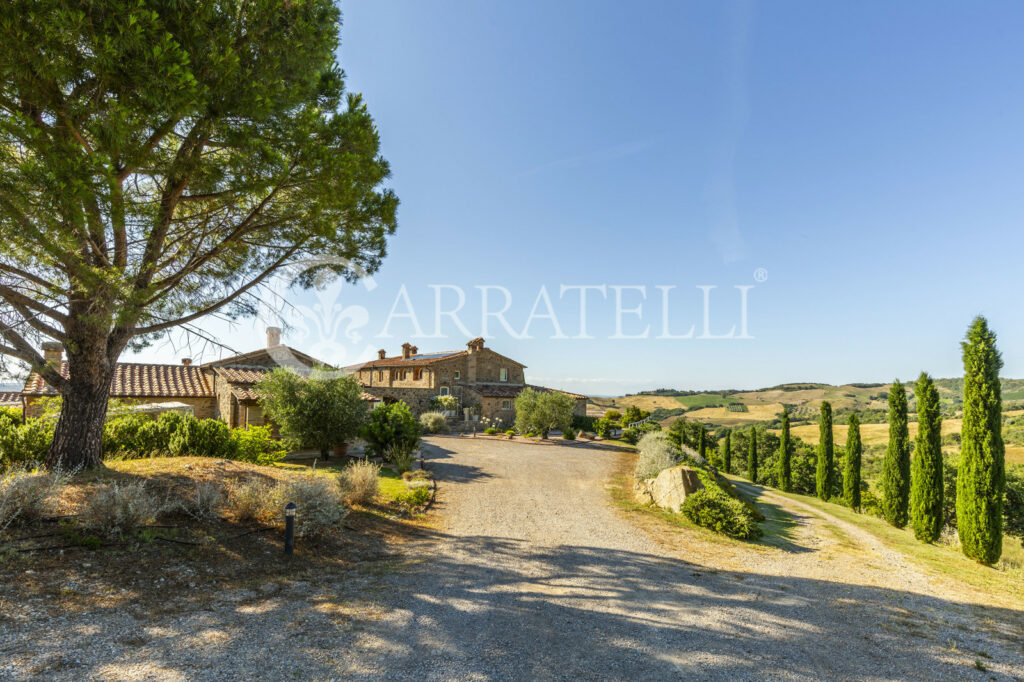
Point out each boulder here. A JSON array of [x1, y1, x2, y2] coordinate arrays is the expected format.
[[646, 465, 704, 513], [633, 479, 654, 505]]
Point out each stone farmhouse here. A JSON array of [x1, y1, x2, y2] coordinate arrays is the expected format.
[[19, 328, 375, 425], [347, 337, 586, 425]]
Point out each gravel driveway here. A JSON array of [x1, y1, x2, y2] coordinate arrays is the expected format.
[[3, 437, 1022, 680]]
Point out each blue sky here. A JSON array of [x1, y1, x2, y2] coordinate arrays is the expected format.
[[134, 1, 1024, 396]]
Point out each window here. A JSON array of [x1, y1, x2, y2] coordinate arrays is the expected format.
[[400, 369, 407, 380], [454, 370, 461, 380], [499, 368, 508, 382], [501, 399, 511, 410], [378, 370, 384, 382], [439, 386, 450, 396], [413, 368, 422, 380]]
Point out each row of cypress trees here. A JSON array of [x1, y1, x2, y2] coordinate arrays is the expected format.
[[802, 316, 1005, 564]]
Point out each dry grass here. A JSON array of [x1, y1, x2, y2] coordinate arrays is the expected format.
[[685, 403, 785, 425], [786, 419, 963, 447]]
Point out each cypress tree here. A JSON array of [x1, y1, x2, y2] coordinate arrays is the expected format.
[[748, 427, 758, 483], [697, 425, 706, 458], [957, 316, 1004, 564], [911, 372, 943, 542], [844, 413, 862, 511], [881, 380, 911, 527], [779, 408, 792, 492], [721, 431, 732, 474], [816, 402, 834, 500]]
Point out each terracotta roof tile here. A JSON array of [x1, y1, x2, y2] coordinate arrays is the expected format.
[[214, 366, 270, 384], [22, 362, 213, 398], [345, 350, 467, 370], [0, 391, 21, 406]]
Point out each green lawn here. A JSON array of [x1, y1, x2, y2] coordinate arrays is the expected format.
[[675, 393, 743, 410]]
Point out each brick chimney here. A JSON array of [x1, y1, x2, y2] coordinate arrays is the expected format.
[[378, 349, 387, 360], [181, 358, 192, 366], [42, 342, 63, 366], [266, 326, 282, 348], [409, 345, 418, 356], [401, 342, 413, 359]]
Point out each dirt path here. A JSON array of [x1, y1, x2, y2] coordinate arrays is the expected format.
[[332, 438, 1024, 680]]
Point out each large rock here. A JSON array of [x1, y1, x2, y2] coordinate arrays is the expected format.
[[639, 465, 704, 513]]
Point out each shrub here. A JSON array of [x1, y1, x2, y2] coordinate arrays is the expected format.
[[484, 427, 498, 435], [571, 415, 597, 432], [0, 467, 67, 531], [419, 411, 449, 434], [361, 402, 420, 459], [169, 417, 236, 458], [562, 428, 577, 440], [387, 441, 417, 474], [635, 432, 678, 480], [339, 459, 380, 506], [276, 475, 347, 539], [231, 426, 288, 464], [228, 479, 276, 523], [604, 410, 622, 422], [103, 414, 164, 458], [0, 416, 54, 466], [505, 429, 515, 436], [621, 427, 640, 445], [180, 480, 225, 521], [431, 395, 459, 412], [682, 488, 762, 539], [594, 418, 615, 439], [80, 482, 163, 538]]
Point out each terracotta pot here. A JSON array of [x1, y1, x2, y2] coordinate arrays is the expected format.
[[333, 443, 350, 457]]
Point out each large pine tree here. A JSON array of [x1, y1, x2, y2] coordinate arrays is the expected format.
[[881, 380, 911, 527], [911, 372, 944, 542], [721, 430, 732, 474], [816, 402, 834, 500], [748, 427, 758, 483], [779, 408, 792, 492], [957, 317, 1005, 564], [844, 413, 862, 511]]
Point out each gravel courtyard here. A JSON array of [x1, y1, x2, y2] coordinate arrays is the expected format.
[[2, 437, 1022, 680]]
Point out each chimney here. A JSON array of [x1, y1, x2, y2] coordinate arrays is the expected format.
[[42, 342, 62, 366], [181, 358, 192, 366], [466, 337, 485, 353], [378, 349, 387, 360], [401, 342, 412, 359], [266, 326, 282, 348], [409, 345, 418, 356]]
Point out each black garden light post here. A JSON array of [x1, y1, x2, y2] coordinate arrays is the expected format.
[[284, 502, 297, 556]]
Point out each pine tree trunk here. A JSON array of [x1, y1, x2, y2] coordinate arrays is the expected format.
[[45, 372, 111, 470]]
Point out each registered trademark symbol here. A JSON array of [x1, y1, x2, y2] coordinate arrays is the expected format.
[[753, 267, 768, 283]]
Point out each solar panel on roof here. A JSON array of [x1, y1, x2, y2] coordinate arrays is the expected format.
[[410, 352, 457, 359]]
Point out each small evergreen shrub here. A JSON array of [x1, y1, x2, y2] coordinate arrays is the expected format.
[[387, 441, 417, 474], [179, 480, 225, 521], [0, 467, 67, 531], [419, 411, 449, 434], [571, 415, 597, 432], [231, 426, 287, 464], [0, 416, 54, 466], [395, 485, 431, 509], [682, 488, 762, 539], [228, 479, 276, 523], [339, 459, 380, 506], [277, 475, 347, 539], [594, 418, 614, 439], [635, 432, 677, 480], [562, 428, 577, 440], [80, 482, 163, 538], [360, 402, 420, 459], [483, 427, 498, 435]]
